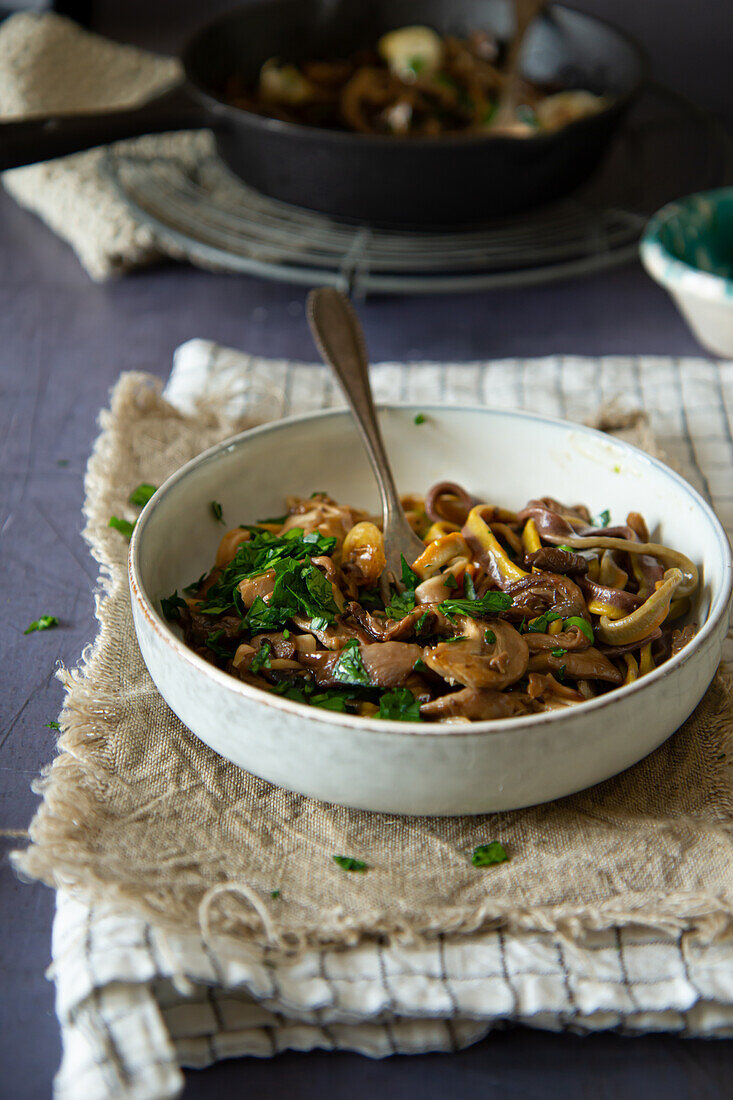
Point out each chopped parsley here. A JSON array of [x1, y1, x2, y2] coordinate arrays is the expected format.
[[257, 513, 288, 525], [199, 527, 339, 626], [378, 687, 421, 722], [525, 610, 561, 634], [250, 640, 273, 673], [211, 500, 225, 524], [45, 721, 61, 730], [413, 412, 426, 425], [384, 588, 416, 620], [484, 629, 496, 645], [551, 647, 566, 657], [416, 610, 430, 634], [406, 55, 426, 76], [333, 638, 371, 687], [333, 855, 368, 872], [557, 544, 574, 552], [109, 515, 135, 539], [401, 555, 420, 590], [206, 628, 232, 659], [592, 508, 610, 528], [243, 559, 338, 633], [562, 616, 594, 643], [183, 573, 207, 595], [439, 592, 512, 621], [557, 665, 567, 682], [128, 483, 156, 507], [310, 691, 348, 712], [413, 657, 428, 672], [471, 841, 509, 867], [161, 591, 187, 622], [269, 680, 354, 712], [464, 573, 478, 601], [270, 889, 280, 899], [24, 614, 59, 634], [444, 572, 458, 590]]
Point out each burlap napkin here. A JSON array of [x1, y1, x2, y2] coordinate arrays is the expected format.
[[15, 352, 733, 961], [0, 11, 210, 279]]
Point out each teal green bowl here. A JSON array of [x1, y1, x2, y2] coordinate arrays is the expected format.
[[640, 187, 733, 356]]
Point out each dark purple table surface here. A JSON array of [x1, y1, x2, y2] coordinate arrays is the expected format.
[[2, 2, 733, 1097]]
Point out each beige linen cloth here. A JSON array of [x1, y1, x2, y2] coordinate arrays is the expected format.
[[0, 11, 210, 279], [13, 345, 733, 1100]]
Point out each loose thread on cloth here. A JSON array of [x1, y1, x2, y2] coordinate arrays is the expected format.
[[12, 369, 733, 962]]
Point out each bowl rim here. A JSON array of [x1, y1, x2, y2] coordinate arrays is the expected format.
[[183, 0, 645, 151], [129, 402, 732, 739], [640, 186, 733, 301]]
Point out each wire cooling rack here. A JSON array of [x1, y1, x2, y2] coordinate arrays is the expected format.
[[105, 85, 731, 297]]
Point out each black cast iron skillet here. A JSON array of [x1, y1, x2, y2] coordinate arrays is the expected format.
[[0, 0, 645, 225]]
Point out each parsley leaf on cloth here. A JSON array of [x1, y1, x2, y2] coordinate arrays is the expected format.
[[333, 855, 368, 872], [109, 516, 135, 539], [471, 841, 509, 867], [128, 483, 156, 507], [24, 615, 59, 634]]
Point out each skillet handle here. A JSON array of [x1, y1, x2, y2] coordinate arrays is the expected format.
[[0, 82, 212, 171]]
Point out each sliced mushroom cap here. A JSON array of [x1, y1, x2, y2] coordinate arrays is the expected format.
[[525, 547, 588, 576], [299, 640, 422, 689], [525, 626, 591, 653], [423, 620, 528, 690], [421, 687, 530, 721], [237, 569, 277, 608], [526, 672, 586, 705], [527, 646, 623, 684], [503, 572, 588, 622], [291, 613, 370, 650]]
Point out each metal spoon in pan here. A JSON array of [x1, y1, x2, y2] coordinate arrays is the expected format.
[[307, 287, 425, 586]]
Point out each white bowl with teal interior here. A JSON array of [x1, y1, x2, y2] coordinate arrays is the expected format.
[[641, 188, 733, 357]]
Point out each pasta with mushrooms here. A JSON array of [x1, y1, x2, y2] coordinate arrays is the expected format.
[[221, 25, 609, 138], [162, 486, 699, 723]]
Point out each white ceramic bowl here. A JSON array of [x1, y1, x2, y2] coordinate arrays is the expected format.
[[129, 406, 732, 815], [640, 187, 733, 357]]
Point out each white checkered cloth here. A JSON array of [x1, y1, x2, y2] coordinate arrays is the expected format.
[[52, 346, 733, 1100]]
